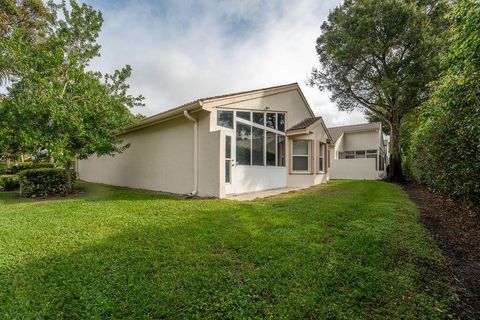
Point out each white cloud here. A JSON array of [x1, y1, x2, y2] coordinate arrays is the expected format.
[[87, 0, 366, 127]]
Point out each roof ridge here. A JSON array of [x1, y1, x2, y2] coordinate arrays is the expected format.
[[198, 82, 299, 102]]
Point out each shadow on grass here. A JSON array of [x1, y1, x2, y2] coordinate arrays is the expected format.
[[0, 212, 297, 319], [0, 184, 453, 319]]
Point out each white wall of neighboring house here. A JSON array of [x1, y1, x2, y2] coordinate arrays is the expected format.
[[330, 158, 383, 180], [329, 127, 386, 180]]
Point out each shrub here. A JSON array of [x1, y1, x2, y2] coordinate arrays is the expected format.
[[0, 162, 54, 175], [406, 0, 480, 205], [0, 161, 6, 172], [19, 169, 75, 198], [0, 175, 20, 191]]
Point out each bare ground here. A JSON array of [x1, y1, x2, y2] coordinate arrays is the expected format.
[[402, 183, 480, 320]]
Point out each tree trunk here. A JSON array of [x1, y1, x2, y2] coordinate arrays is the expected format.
[[388, 120, 405, 182], [64, 163, 73, 194]]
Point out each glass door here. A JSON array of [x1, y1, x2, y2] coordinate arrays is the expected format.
[[224, 134, 234, 194]]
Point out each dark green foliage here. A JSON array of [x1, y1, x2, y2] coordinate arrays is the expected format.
[[0, 175, 19, 191], [0, 162, 53, 175], [406, 0, 480, 204], [309, 0, 448, 181], [0, 1, 144, 175], [18, 168, 74, 197]]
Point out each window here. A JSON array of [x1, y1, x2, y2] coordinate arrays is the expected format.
[[277, 135, 286, 166], [366, 149, 377, 158], [252, 127, 264, 165], [338, 151, 345, 159], [319, 142, 325, 172], [236, 122, 251, 165], [266, 132, 276, 166], [230, 110, 286, 167], [379, 154, 385, 171], [355, 150, 366, 158], [253, 112, 264, 125], [367, 149, 378, 169], [345, 151, 355, 159], [277, 113, 285, 132], [292, 140, 309, 171], [266, 113, 276, 129], [217, 110, 233, 129], [237, 111, 251, 121], [225, 136, 232, 183]]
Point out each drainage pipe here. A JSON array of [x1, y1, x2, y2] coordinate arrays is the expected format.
[[183, 110, 198, 196]]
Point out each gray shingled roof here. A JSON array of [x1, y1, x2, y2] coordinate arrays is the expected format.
[[287, 117, 323, 131], [328, 122, 381, 143]]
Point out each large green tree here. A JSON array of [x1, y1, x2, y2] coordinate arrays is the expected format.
[[309, 0, 447, 181], [0, 0, 144, 190], [0, 0, 52, 84]]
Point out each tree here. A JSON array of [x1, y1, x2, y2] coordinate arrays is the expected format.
[[0, 0, 144, 191], [309, 0, 448, 181], [0, 0, 52, 85]]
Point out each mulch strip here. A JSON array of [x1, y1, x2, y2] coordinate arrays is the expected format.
[[401, 183, 479, 320]]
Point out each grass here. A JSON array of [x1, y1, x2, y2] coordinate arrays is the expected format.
[[0, 180, 453, 319]]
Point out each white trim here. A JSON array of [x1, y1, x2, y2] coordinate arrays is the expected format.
[[292, 140, 311, 173]]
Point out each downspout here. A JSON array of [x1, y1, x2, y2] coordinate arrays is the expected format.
[[183, 110, 198, 196]]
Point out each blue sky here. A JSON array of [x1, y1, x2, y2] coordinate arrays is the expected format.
[[86, 0, 367, 126]]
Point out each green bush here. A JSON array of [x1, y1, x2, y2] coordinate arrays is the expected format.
[[0, 162, 54, 175], [406, 0, 480, 205], [19, 169, 75, 198], [0, 175, 20, 191], [0, 161, 6, 172]]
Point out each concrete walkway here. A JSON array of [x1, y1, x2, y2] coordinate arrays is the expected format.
[[226, 187, 304, 201]]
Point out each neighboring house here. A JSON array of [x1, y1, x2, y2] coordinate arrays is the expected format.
[[328, 122, 387, 180], [77, 83, 332, 198]]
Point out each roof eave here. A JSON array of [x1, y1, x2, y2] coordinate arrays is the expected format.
[[122, 101, 203, 134]]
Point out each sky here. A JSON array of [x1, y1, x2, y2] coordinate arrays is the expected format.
[[87, 0, 367, 126]]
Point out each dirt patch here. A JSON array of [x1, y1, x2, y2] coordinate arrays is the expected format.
[[401, 183, 480, 320]]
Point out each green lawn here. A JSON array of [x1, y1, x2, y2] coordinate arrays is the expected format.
[[0, 180, 453, 319]]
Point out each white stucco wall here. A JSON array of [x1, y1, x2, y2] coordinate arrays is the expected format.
[[209, 90, 313, 132], [197, 111, 221, 197], [343, 130, 381, 151], [330, 158, 384, 180], [286, 122, 330, 188], [233, 166, 287, 194], [78, 112, 221, 197], [212, 89, 317, 196]]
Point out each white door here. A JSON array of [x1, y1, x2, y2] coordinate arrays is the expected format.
[[224, 134, 235, 195]]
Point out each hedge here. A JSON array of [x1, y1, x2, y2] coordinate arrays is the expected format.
[[405, 0, 480, 205], [0, 162, 54, 175], [0, 175, 20, 191], [19, 169, 75, 198]]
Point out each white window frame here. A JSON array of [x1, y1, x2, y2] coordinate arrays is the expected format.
[[318, 142, 325, 173], [355, 150, 366, 158], [292, 140, 311, 173], [217, 109, 286, 167]]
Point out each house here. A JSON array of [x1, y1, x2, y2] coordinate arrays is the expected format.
[[77, 83, 332, 198], [327, 122, 387, 180]]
